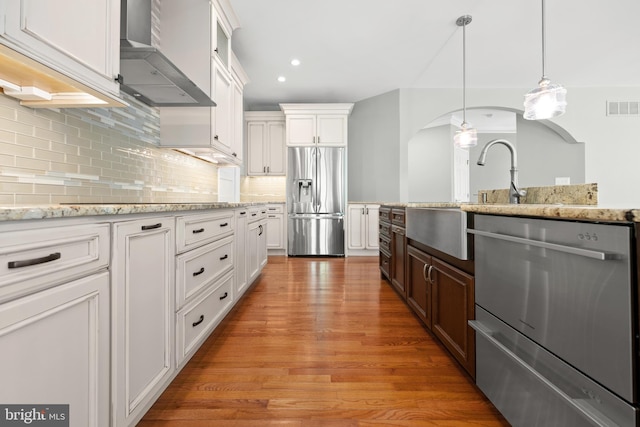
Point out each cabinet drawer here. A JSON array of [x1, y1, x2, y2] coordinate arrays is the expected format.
[[176, 235, 234, 308], [379, 222, 391, 237], [379, 251, 391, 279], [248, 206, 267, 222], [0, 223, 109, 303], [266, 204, 284, 214], [176, 272, 234, 365], [379, 207, 392, 222], [392, 208, 406, 225], [176, 211, 234, 253], [379, 234, 391, 255]]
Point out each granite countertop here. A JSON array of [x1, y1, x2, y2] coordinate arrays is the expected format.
[[460, 203, 638, 223], [0, 202, 263, 222]]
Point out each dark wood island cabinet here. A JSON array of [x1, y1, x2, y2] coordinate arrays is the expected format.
[[380, 205, 476, 379]]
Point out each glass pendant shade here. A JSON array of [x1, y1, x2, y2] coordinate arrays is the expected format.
[[454, 123, 478, 148], [523, 77, 567, 120]]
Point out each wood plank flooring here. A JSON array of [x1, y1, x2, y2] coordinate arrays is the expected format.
[[138, 256, 509, 426]]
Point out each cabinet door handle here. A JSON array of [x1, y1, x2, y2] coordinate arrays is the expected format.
[[214, 135, 219, 140], [427, 265, 434, 284], [219, 292, 229, 300], [422, 263, 429, 282], [220, 222, 229, 227], [258, 224, 263, 236], [263, 166, 266, 173], [192, 228, 205, 234], [192, 315, 204, 327], [365, 207, 369, 214], [193, 267, 205, 277], [8, 252, 61, 269], [141, 223, 162, 231], [267, 166, 270, 172], [219, 254, 228, 261], [232, 152, 237, 157], [362, 207, 365, 214]]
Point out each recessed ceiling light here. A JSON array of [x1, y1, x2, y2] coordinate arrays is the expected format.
[[290, 59, 301, 66], [277, 76, 286, 82]]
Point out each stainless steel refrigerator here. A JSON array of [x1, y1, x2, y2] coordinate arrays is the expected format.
[[287, 146, 345, 256]]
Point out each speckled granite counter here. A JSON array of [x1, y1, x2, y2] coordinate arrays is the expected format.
[[0, 202, 261, 222], [460, 203, 638, 223]]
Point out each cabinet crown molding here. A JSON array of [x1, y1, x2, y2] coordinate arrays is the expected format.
[[245, 111, 285, 121], [280, 103, 354, 116]]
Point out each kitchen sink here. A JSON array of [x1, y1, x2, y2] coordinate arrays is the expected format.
[[406, 207, 471, 260]]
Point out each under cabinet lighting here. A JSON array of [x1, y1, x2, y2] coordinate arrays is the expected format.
[[277, 76, 286, 82]]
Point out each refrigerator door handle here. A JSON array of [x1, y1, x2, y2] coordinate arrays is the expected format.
[[313, 147, 320, 213]]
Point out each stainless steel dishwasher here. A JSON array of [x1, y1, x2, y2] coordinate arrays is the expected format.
[[469, 214, 638, 427]]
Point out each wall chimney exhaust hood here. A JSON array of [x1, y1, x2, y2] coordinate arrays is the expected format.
[[119, 0, 215, 107]]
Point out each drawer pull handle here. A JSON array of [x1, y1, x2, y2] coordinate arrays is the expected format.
[[220, 222, 229, 227], [219, 292, 228, 300], [251, 213, 257, 217], [193, 267, 205, 277], [219, 254, 228, 261], [141, 223, 162, 231], [8, 252, 61, 269], [240, 211, 246, 215], [192, 315, 204, 327], [192, 228, 205, 234]]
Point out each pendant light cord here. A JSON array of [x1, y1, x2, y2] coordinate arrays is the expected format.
[[541, 0, 547, 80], [462, 20, 467, 123]]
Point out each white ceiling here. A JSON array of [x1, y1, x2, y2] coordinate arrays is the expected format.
[[228, 0, 640, 111]]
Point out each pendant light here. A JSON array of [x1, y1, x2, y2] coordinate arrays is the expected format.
[[523, 0, 567, 120], [453, 15, 477, 148]]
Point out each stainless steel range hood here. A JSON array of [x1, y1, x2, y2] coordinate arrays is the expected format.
[[119, 0, 215, 107]]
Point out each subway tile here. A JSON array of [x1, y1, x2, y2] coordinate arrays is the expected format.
[[0, 153, 14, 167], [0, 116, 33, 136], [0, 105, 15, 120], [15, 194, 51, 205], [34, 148, 65, 163], [34, 184, 66, 194], [65, 153, 90, 166], [78, 165, 101, 176], [36, 108, 66, 124], [2, 182, 35, 193], [34, 127, 65, 144], [67, 134, 92, 149], [51, 121, 80, 137], [49, 161, 78, 174], [0, 141, 32, 157], [0, 129, 16, 143], [17, 110, 51, 129], [51, 141, 79, 156], [65, 186, 92, 197], [0, 194, 15, 205], [15, 156, 49, 172], [16, 133, 50, 150]]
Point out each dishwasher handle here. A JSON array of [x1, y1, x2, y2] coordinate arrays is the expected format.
[[468, 229, 614, 261], [469, 320, 616, 427]]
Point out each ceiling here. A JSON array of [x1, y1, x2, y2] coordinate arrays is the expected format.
[[228, 0, 640, 111]]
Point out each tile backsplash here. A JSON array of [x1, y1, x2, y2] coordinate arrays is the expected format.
[[240, 176, 286, 202], [0, 93, 219, 205]]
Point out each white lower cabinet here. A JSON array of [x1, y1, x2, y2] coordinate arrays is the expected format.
[[247, 208, 268, 284], [235, 208, 248, 297], [347, 204, 380, 253], [0, 271, 110, 427], [111, 216, 175, 427], [266, 204, 286, 252]]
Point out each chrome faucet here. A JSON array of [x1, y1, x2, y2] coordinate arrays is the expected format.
[[477, 139, 527, 204]]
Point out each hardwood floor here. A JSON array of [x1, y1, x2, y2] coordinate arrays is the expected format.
[[138, 256, 509, 426]]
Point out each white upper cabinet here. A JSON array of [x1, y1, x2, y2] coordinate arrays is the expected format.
[[280, 104, 354, 146], [212, 59, 232, 149], [246, 111, 286, 176], [0, 0, 125, 107], [159, 0, 248, 166]]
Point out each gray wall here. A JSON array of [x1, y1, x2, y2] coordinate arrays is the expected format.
[[407, 124, 453, 202], [348, 90, 400, 202]]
